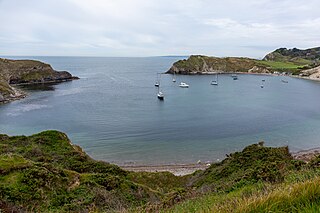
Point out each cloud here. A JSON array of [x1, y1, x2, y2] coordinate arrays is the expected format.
[[0, 0, 319, 57]]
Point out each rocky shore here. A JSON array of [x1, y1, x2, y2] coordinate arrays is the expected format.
[[0, 58, 78, 103]]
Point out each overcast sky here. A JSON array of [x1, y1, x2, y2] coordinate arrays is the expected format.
[[0, 0, 319, 58]]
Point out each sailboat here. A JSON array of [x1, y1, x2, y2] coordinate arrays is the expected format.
[[231, 74, 238, 80], [157, 82, 164, 100], [155, 73, 160, 87], [157, 90, 164, 100], [172, 72, 176, 83], [211, 73, 218, 85]]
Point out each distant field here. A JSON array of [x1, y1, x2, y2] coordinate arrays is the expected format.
[[257, 60, 306, 71]]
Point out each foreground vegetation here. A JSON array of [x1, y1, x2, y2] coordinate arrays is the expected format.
[[1, 131, 320, 212]]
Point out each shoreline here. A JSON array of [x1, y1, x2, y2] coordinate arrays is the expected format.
[[120, 163, 210, 176], [119, 148, 320, 176]]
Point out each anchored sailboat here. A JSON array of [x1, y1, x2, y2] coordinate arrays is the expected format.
[[155, 73, 160, 87], [211, 73, 218, 85], [231, 74, 238, 80], [172, 72, 176, 83], [157, 83, 164, 100]]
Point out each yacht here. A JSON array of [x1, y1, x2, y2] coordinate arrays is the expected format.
[[179, 82, 189, 88], [211, 73, 218, 85], [157, 91, 164, 100]]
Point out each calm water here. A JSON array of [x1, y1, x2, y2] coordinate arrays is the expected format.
[[1, 56, 320, 165]]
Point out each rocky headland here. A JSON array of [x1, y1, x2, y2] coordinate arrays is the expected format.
[[167, 47, 320, 76], [0, 58, 78, 103]]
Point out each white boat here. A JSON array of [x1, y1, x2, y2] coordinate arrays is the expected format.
[[172, 72, 176, 82], [232, 74, 238, 80], [179, 82, 189, 88], [211, 73, 218, 85], [157, 91, 164, 100], [260, 84, 264, 88], [155, 73, 161, 87]]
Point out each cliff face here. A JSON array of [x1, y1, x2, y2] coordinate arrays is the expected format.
[[167, 55, 271, 74], [0, 58, 78, 103]]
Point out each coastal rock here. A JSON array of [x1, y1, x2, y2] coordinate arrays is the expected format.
[[248, 66, 272, 73], [0, 58, 78, 103], [167, 55, 263, 74], [301, 65, 320, 79]]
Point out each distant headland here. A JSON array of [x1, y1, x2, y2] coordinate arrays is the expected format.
[[0, 58, 79, 103], [166, 47, 320, 78]]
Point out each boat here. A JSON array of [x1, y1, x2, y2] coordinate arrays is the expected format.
[[262, 79, 265, 82], [172, 72, 176, 83], [231, 74, 238, 80], [211, 73, 218, 85], [179, 82, 189, 88], [261, 84, 264, 88], [281, 80, 288, 83], [155, 73, 161, 87], [157, 91, 164, 100]]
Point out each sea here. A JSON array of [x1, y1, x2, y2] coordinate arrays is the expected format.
[[1, 56, 320, 166]]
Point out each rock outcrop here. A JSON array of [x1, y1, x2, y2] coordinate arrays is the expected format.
[[167, 55, 272, 74], [0, 58, 78, 103], [301, 65, 320, 79]]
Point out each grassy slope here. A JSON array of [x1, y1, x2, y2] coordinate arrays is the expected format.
[[0, 131, 185, 212], [170, 54, 313, 74], [2, 131, 320, 212], [165, 146, 320, 213]]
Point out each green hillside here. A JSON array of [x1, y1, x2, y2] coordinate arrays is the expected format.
[[167, 47, 320, 75], [2, 131, 320, 212]]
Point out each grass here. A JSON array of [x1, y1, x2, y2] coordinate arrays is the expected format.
[[165, 172, 320, 213], [2, 131, 320, 212], [257, 60, 306, 71]]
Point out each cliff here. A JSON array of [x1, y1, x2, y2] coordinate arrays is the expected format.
[[167, 55, 270, 74], [167, 47, 320, 75], [0, 58, 78, 103]]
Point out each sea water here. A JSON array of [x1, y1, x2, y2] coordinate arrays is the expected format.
[[1, 56, 320, 165]]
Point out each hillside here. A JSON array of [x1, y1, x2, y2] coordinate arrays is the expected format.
[[167, 47, 320, 75], [2, 131, 320, 212], [263, 47, 320, 65], [0, 58, 78, 103]]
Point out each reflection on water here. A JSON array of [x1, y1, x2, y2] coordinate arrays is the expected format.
[[18, 83, 57, 91]]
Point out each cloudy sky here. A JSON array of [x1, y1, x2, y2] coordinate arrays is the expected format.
[[0, 0, 319, 58]]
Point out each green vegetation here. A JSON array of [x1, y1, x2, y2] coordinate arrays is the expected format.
[[257, 60, 305, 71], [0, 58, 76, 103], [1, 131, 320, 212], [0, 131, 185, 212], [168, 47, 320, 75]]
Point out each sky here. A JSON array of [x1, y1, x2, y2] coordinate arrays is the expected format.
[[0, 0, 319, 58]]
